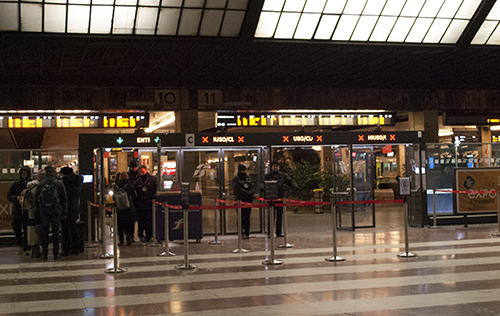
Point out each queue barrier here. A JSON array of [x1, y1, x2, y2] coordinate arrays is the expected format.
[[88, 196, 411, 272]]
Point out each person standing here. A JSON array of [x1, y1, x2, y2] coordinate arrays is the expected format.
[[134, 165, 157, 243], [263, 161, 298, 237], [127, 159, 140, 183], [35, 166, 68, 261], [114, 172, 137, 246], [59, 166, 83, 256], [232, 164, 254, 239], [7, 166, 31, 251]]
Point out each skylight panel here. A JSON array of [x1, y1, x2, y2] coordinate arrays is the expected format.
[[472, 1, 500, 45], [255, 12, 280, 38], [1, 0, 247, 36], [304, 0, 327, 13], [314, 14, 339, 39], [275, 12, 301, 38], [256, 0, 482, 45], [295, 13, 321, 39]]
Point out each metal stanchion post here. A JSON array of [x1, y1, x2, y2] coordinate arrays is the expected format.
[[430, 189, 440, 229], [176, 204, 196, 269], [279, 197, 294, 248], [263, 201, 283, 265], [492, 190, 500, 237], [398, 198, 417, 258], [97, 204, 112, 259], [149, 200, 161, 247], [106, 207, 127, 273], [86, 202, 98, 248], [159, 203, 175, 256], [326, 196, 345, 262], [234, 201, 249, 253], [209, 198, 222, 244]]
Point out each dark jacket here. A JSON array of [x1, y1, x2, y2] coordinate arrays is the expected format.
[[7, 166, 32, 213], [263, 170, 298, 198], [34, 167, 68, 220], [62, 173, 83, 221], [232, 172, 254, 203], [134, 173, 157, 209]]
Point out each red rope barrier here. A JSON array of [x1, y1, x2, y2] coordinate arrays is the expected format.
[[89, 202, 100, 207], [336, 199, 404, 205]]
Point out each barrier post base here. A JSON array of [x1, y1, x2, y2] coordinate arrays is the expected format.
[[398, 252, 417, 258], [175, 264, 197, 269], [491, 232, 500, 237], [105, 267, 127, 273], [148, 240, 162, 247], [325, 256, 345, 262], [429, 226, 441, 229], [158, 251, 176, 256], [97, 253, 113, 259], [262, 259, 283, 265], [208, 240, 223, 245], [278, 243, 294, 248], [233, 248, 249, 253]]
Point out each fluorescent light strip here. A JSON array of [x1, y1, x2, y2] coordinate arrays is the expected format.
[[256, 0, 482, 44]]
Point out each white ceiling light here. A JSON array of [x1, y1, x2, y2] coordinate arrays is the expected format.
[[256, 0, 482, 44]]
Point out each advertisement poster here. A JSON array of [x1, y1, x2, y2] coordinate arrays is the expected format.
[[455, 168, 500, 214]]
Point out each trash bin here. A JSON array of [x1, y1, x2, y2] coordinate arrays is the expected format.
[[314, 189, 323, 214]]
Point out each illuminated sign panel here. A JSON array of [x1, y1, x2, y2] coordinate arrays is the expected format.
[[1, 114, 148, 128], [217, 112, 395, 128], [357, 133, 397, 143], [446, 114, 500, 125]]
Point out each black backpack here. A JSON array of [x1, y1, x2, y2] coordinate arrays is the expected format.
[[38, 182, 60, 213]]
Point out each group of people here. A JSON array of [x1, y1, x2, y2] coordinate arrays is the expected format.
[[7, 165, 83, 260], [113, 159, 157, 247], [232, 161, 298, 239]]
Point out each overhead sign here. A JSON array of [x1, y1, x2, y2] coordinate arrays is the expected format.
[[445, 114, 500, 125], [1, 114, 148, 129], [455, 168, 500, 214], [216, 112, 395, 128]]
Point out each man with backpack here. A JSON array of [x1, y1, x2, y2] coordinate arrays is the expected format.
[[34, 166, 68, 261]]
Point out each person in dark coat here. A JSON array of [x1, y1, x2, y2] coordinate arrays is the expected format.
[[127, 159, 140, 183], [263, 161, 298, 237], [114, 172, 137, 246], [134, 165, 157, 243], [7, 166, 31, 251], [59, 166, 83, 256], [232, 164, 254, 239], [34, 166, 68, 261]]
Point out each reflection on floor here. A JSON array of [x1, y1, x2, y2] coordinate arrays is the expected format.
[[1, 206, 500, 316]]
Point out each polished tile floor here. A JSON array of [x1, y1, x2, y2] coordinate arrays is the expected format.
[[1, 205, 500, 316]]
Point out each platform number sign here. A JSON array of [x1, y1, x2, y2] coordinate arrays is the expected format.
[[198, 90, 223, 108], [154, 90, 180, 106]]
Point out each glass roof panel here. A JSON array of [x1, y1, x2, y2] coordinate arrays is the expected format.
[[256, 0, 483, 44], [275, 12, 301, 38], [472, 1, 500, 45], [1, 0, 246, 36], [295, 13, 321, 39]]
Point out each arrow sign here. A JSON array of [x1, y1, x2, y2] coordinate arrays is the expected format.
[[116, 137, 124, 144]]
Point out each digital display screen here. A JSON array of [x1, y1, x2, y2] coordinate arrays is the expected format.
[[217, 112, 395, 128], [0, 114, 148, 129]]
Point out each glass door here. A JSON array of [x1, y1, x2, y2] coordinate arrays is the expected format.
[[334, 145, 354, 230], [351, 146, 376, 228]]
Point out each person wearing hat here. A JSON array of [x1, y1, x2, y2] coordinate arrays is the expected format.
[[127, 159, 139, 183], [231, 164, 254, 239], [59, 166, 83, 256], [134, 165, 157, 243]]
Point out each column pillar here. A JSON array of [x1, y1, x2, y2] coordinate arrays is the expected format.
[[408, 110, 439, 143]]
